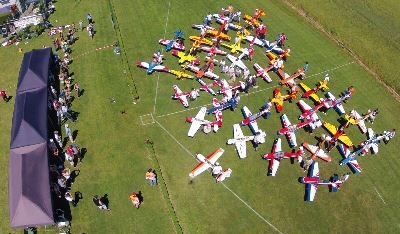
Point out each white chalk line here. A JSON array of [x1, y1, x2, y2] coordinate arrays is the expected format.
[[153, 0, 172, 115], [374, 187, 386, 205], [154, 120, 283, 233], [155, 61, 355, 119]]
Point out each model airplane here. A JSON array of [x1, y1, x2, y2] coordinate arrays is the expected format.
[[136, 52, 169, 74], [240, 105, 269, 135], [297, 100, 322, 129], [342, 109, 379, 134], [337, 128, 395, 173], [168, 69, 194, 79], [263, 138, 304, 176], [226, 49, 249, 71], [278, 114, 313, 148], [206, 21, 231, 41], [227, 124, 258, 159], [299, 161, 350, 202], [171, 50, 199, 64], [253, 63, 273, 82], [240, 102, 272, 127], [245, 35, 266, 47], [199, 46, 227, 55], [158, 30, 185, 51], [300, 74, 329, 100], [171, 85, 199, 108], [279, 68, 305, 88], [213, 14, 243, 31], [243, 9, 265, 28], [221, 36, 245, 54], [186, 107, 222, 137], [207, 96, 240, 114], [215, 79, 243, 100], [189, 35, 213, 47], [323, 86, 354, 116], [322, 121, 353, 148], [197, 78, 217, 96], [184, 63, 219, 80], [266, 48, 290, 64], [302, 142, 332, 162], [189, 148, 225, 178], [270, 87, 298, 113], [192, 24, 215, 32]]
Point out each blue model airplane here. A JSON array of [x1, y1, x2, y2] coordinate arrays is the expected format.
[[207, 96, 240, 115]]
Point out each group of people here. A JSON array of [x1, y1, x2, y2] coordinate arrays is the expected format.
[[128, 168, 158, 209]]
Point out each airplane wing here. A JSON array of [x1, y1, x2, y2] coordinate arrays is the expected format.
[[204, 71, 220, 80], [188, 107, 207, 137], [241, 106, 260, 135], [137, 61, 149, 69], [207, 148, 225, 164], [153, 65, 169, 72], [298, 100, 311, 112], [305, 162, 319, 201], [158, 39, 170, 46], [351, 110, 367, 134], [367, 128, 379, 154], [253, 63, 272, 82], [267, 139, 282, 176], [323, 122, 353, 147], [303, 142, 332, 162], [299, 83, 321, 103], [189, 162, 210, 178], [233, 124, 247, 159], [245, 35, 265, 47], [325, 92, 345, 115], [337, 144, 362, 174], [281, 114, 297, 147], [227, 54, 248, 70]]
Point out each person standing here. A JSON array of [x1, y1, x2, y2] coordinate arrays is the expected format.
[[74, 83, 80, 97], [129, 192, 141, 209], [0, 90, 10, 102], [79, 20, 83, 31], [212, 162, 223, 177], [65, 124, 74, 143], [145, 169, 157, 186], [54, 131, 63, 148], [86, 13, 93, 24], [303, 61, 309, 73]]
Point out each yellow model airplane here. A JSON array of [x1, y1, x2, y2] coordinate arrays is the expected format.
[[322, 121, 353, 147], [266, 49, 291, 64], [168, 69, 194, 79], [270, 87, 299, 113], [243, 9, 266, 28], [171, 50, 197, 64], [299, 76, 330, 103], [189, 36, 213, 47], [220, 37, 244, 54]]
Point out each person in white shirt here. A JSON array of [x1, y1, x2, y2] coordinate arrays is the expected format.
[[212, 162, 223, 177]]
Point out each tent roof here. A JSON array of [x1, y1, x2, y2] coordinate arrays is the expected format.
[[16, 48, 51, 93], [9, 142, 54, 228], [10, 87, 48, 149]]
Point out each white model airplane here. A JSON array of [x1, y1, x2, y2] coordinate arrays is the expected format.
[[226, 49, 249, 71], [302, 142, 332, 162], [189, 148, 225, 178], [253, 63, 273, 82], [171, 85, 199, 108], [186, 107, 222, 137], [263, 138, 304, 176], [241, 106, 263, 135], [297, 100, 322, 130], [227, 124, 256, 159]]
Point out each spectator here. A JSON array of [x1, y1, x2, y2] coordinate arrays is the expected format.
[[0, 90, 10, 102], [145, 169, 157, 186], [74, 83, 80, 97], [64, 191, 76, 206], [62, 168, 71, 180], [87, 23, 94, 39], [65, 124, 74, 143], [93, 195, 111, 211], [79, 20, 83, 31], [57, 176, 66, 188], [212, 162, 223, 177], [87, 13, 93, 24], [216, 168, 232, 182], [54, 131, 63, 148], [65, 149, 74, 166], [49, 139, 59, 156], [129, 192, 141, 209], [303, 61, 309, 73]]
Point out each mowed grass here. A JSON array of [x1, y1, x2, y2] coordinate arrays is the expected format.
[[286, 0, 400, 94], [0, 0, 399, 233]]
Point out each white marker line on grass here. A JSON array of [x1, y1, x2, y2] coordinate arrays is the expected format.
[[154, 61, 355, 118], [154, 120, 283, 233], [153, 0, 172, 115], [374, 187, 386, 205]]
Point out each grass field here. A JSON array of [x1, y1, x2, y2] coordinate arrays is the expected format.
[[0, 0, 399, 233]]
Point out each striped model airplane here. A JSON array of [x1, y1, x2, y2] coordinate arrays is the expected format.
[[189, 148, 225, 178]]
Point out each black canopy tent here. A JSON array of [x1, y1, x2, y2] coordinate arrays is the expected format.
[[9, 48, 55, 228]]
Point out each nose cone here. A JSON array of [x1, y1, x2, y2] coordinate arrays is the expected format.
[[186, 116, 193, 123]]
